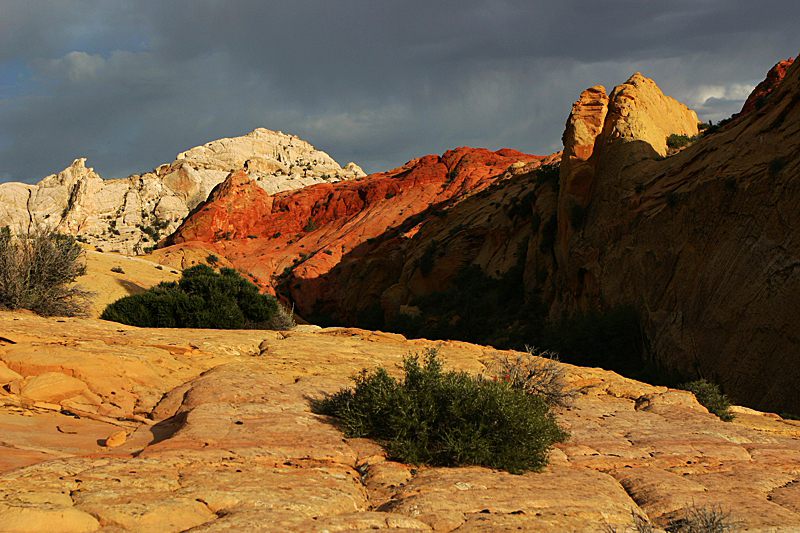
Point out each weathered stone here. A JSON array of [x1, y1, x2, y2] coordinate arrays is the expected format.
[[0, 128, 364, 255], [2, 310, 800, 531], [103, 430, 127, 448], [19, 372, 88, 403], [0, 504, 100, 533]]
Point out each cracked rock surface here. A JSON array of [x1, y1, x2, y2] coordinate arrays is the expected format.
[[2, 312, 800, 532]]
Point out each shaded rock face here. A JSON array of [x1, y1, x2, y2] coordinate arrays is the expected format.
[[734, 58, 794, 118], [0, 128, 364, 254], [2, 311, 800, 532], [155, 147, 558, 321], [552, 60, 800, 413]]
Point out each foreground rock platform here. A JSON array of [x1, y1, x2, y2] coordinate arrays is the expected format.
[[1, 311, 799, 532]]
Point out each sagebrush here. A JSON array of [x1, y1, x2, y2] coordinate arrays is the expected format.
[[487, 346, 578, 406], [315, 347, 568, 474], [666, 504, 741, 533], [0, 226, 92, 316], [101, 264, 285, 329], [678, 379, 734, 422]]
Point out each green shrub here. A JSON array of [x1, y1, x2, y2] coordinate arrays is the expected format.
[[678, 379, 734, 421], [666, 192, 678, 207], [666, 134, 697, 150], [316, 348, 568, 474], [205, 254, 218, 266], [769, 157, 785, 177], [0, 226, 92, 316], [100, 264, 280, 329]]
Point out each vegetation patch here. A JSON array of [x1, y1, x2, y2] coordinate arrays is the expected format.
[[535, 163, 560, 192], [666, 134, 698, 150], [0, 226, 92, 316], [414, 240, 439, 276], [100, 264, 282, 329], [315, 348, 568, 474], [678, 379, 734, 421]]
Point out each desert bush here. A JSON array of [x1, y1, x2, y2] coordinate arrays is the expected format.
[[678, 379, 734, 422], [665, 504, 741, 532], [414, 240, 438, 276], [315, 348, 568, 474], [666, 192, 679, 207], [266, 301, 296, 330], [100, 264, 282, 329], [0, 226, 92, 316], [535, 162, 560, 192], [487, 347, 577, 406], [666, 134, 697, 150]]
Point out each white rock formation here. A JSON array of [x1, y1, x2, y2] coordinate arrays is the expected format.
[[0, 128, 365, 254]]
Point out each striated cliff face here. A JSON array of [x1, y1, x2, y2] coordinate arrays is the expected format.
[[0, 128, 364, 254]]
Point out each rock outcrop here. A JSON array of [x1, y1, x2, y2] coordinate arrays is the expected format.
[[154, 147, 559, 320], [549, 59, 800, 414], [0, 128, 364, 254], [2, 310, 800, 531], [149, 63, 800, 416], [734, 58, 794, 118]]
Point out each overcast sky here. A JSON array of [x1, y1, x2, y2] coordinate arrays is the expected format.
[[1, 1, 798, 184]]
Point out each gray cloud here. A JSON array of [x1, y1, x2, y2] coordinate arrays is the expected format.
[[1, 0, 799, 183]]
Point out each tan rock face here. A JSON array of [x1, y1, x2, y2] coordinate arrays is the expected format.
[[551, 60, 800, 413], [0, 128, 364, 255], [19, 372, 88, 403], [2, 311, 800, 532]]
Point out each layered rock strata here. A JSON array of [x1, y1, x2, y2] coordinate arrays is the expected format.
[[2, 310, 800, 531], [153, 147, 558, 320], [0, 128, 364, 254]]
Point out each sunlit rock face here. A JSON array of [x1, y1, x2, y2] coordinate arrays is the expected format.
[[0, 128, 364, 254]]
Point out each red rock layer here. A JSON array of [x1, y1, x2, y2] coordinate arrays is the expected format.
[[157, 147, 555, 315], [734, 58, 794, 118]]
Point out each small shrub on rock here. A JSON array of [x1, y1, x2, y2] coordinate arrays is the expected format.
[[487, 347, 578, 406], [678, 379, 734, 422], [666, 504, 741, 533], [100, 264, 281, 329], [0, 226, 92, 316], [315, 348, 568, 474]]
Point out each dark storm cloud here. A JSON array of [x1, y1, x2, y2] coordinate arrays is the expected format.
[[1, 0, 799, 183]]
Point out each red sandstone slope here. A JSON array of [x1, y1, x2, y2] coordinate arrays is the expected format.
[[734, 58, 794, 118], [155, 147, 559, 316]]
